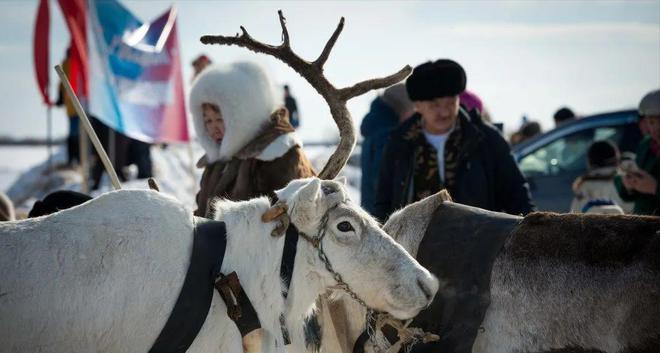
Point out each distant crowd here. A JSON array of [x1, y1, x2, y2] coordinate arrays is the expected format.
[[1, 54, 659, 223]]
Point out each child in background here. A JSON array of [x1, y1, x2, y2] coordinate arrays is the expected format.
[[570, 140, 632, 214], [189, 62, 315, 217]]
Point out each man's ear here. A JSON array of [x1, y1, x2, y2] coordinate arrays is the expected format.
[[289, 178, 322, 229]]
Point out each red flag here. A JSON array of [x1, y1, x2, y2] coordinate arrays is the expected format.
[[33, 0, 50, 106], [57, 0, 88, 96], [160, 9, 190, 142]]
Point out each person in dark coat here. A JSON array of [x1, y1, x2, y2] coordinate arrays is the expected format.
[[89, 117, 129, 190], [614, 89, 660, 215], [374, 59, 534, 221], [553, 106, 576, 126], [360, 84, 414, 215], [127, 139, 153, 179], [55, 49, 81, 167], [283, 85, 300, 128]]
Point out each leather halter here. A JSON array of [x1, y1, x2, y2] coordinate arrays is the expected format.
[[275, 198, 374, 347]]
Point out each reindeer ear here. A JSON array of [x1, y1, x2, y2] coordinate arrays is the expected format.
[[437, 189, 452, 202], [296, 178, 322, 204], [289, 178, 322, 228], [335, 176, 348, 186]]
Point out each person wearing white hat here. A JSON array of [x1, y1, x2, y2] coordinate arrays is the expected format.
[[189, 61, 315, 217]]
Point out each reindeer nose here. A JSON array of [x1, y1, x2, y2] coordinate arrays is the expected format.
[[417, 277, 435, 302]]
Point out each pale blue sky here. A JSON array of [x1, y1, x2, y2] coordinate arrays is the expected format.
[[1, 0, 658, 141]]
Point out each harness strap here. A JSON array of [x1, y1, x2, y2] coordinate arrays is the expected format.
[[278, 216, 301, 345], [149, 217, 228, 353], [353, 330, 370, 353], [280, 222, 300, 298]]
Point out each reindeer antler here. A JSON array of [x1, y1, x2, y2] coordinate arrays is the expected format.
[[201, 10, 411, 179]]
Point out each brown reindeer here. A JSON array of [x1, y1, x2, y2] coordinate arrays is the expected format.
[[342, 191, 660, 353]]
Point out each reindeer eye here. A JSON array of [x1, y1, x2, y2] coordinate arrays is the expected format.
[[322, 185, 336, 195], [336, 221, 354, 232]]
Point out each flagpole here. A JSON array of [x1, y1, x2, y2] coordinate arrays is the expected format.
[[80, 125, 89, 193], [55, 65, 121, 190]]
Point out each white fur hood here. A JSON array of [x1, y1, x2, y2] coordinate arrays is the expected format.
[[190, 62, 284, 163]]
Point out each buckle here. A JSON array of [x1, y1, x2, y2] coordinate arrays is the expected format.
[[214, 271, 243, 321]]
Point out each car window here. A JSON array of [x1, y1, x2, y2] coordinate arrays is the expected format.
[[519, 126, 625, 178]]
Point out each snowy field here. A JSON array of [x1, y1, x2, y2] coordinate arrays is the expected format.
[[0, 145, 53, 192], [1, 142, 361, 217]]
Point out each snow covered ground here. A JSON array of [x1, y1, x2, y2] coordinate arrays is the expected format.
[[1, 142, 361, 217]]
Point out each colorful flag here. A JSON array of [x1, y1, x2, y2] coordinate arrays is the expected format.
[[87, 0, 189, 143], [33, 0, 51, 105], [58, 0, 88, 97]]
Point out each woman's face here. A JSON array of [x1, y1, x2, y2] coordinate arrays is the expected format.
[[202, 103, 225, 143]]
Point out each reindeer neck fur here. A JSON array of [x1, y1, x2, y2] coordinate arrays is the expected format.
[[211, 197, 330, 353], [211, 197, 288, 349], [284, 235, 330, 353]]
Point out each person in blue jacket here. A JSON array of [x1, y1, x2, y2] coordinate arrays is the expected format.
[[360, 84, 413, 215]]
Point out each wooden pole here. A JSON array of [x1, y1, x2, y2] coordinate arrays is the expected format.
[[79, 127, 89, 193], [55, 65, 121, 190]]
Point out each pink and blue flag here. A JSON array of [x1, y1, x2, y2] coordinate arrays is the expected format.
[[87, 0, 189, 143]]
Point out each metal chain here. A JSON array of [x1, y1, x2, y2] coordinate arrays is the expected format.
[[299, 205, 435, 353], [366, 309, 377, 341], [299, 205, 370, 309]]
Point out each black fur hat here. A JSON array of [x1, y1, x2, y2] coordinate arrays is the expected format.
[[406, 59, 467, 101]]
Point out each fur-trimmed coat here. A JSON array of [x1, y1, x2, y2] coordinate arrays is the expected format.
[[194, 109, 315, 217], [189, 62, 315, 217], [570, 166, 632, 214]]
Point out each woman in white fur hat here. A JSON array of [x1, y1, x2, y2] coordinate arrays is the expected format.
[[189, 61, 315, 217]]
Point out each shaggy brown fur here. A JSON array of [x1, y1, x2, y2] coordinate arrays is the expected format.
[[542, 339, 660, 353], [507, 212, 660, 271]]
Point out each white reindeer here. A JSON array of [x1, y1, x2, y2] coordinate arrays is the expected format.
[[202, 12, 419, 352], [0, 177, 438, 353]]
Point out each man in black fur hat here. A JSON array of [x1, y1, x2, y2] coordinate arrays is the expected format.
[[374, 59, 534, 221]]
